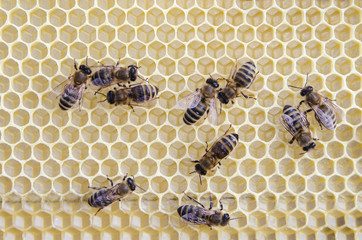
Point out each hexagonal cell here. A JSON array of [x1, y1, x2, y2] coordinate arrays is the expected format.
[[21, 25, 37, 43], [276, 24, 293, 42], [88, 8, 105, 26], [14, 176, 31, 194], [305, 40, 322, 58], [158, 58, 176, 76], [29, 8, 46, 26], [337, 192, 355, 211], [49, 8, 66, 26], [278, 192, 297, 213], [178, 57, 195, 76], [197, 24, 215, 42], [166, 7, 185, 26], [59, 25, 77, 44], [316, 56, 333, 75], [146, 7, 164, 26], [335, 24, 351, 41], [40, 25, 57, 43], [4, 159, 21, 177], [344, 7, 360, 25], [344, 40, 360, 59], [324, 7, 341, 25], [286, 8, 302, 25], [216, 24, 234, 43], [226, 41, 244, 59], [246, 41, 264, 59], [249, 210, 266, 228], [248, 175, 266, 193], [2, 25, 19, 43]]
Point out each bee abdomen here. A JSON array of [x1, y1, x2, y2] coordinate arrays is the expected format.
[[131, 85, 159, 103], [213, 133, 238, 159], [59, 86, 79, 111], [183, 103, 207, 125], [283, 105, 304, 130], [88, 190, 113, 208], [91, 68, 113, 86], [320, 105, 337, 129], [234, 61, 256, 88]]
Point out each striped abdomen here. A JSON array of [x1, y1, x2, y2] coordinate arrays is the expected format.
[[233, 61, 256, 88], [283, 105, 304, 132], [91, 68, 114, 87], [183, 100, 208, 125], [130, 84, 159, 103], [177, 205, 208, 223], [212, 133, 239, 160], [88, 189, 113, 208], [318, 104, 337, 130], [59, 84, 80, 111]]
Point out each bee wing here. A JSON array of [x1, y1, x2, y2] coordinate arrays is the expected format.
[[181, 213, 208, 225], [322, 97, 344, 123], [49, 78, 71, 99], [229, 62, 239, 81], [311, 104, 337, 130], [207, 98, 218, 125], [175, 91, 201, 110], [77, 83, 87, 111], [281, 114, 297, 137]]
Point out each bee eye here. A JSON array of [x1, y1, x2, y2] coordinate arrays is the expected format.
[[308, 86, 313, 91], [300, 90, 306, 96]]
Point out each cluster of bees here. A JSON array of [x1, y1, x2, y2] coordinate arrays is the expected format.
[[56, 58, 342, 228]]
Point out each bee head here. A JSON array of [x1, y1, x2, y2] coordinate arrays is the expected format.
[[79, 65, 92, 75], [195, 164, 207, 175], [206, 78, 219, 88], [127, 178, 136, 191], [106, 91, 115, 104], [217, 91, 229, 104], [128, 65, 138, 81], [301, 86, 313, 96], [303, 142, 316, 152], [221, 213, 230, 226]]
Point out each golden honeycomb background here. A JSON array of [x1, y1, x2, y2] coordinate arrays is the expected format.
[[0, 0, 361, 239]]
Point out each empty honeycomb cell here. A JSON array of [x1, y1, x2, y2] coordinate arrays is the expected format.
[[335, 124, 354, 142], [34, 176, 52, 194], [298, 192, 316, 212], [71, 177, 89, 194], [246, 41, 264, 59], [226, 41, 245, 59], [22, 91, 39, 109], [13, 142, 32, 160], [33, 143, 50, 160], [308, 175, 326, 193], [217, 24, 235, 42], [316, 57, 333, 74], [249, 175, 267, 193], [206, 40, 224, 59], [137, 23, 155, 42], [24, 160, 40, 178], [288, 210, 306, 228], [198, 24, 216, 42], [52, 110, 69, 127], [326, 74, 343, 92], [13, 109, 30, 126], [259, 159, 276, 176], [49, 8, 66, 27], [346, 140, 361, 159], [0, 109, 10, 127], [11, 42, 29, 61], [71, 142, 89, 160], [80, 159, 99, 177], [258, 124, 276, 142], [61, 126, 79, 144], [326, 141, 345, 159], [347, 42, 360, 60], [32, 109, 50, 127], [335, 57, 352, 75], [29, 8, 46, 27], [328, 175, 345, 192], [11, 8, 28, 27], [269, 174, 286, 193], [298, 158, 315, 176], [14, 176, 31, 194], [219, 158, 237, 177], [4, 159, 21, 177], [23, 126, 40, 144], [316, 158, 334, 176], [335, 24, 352, 42], [30, 42, 48, 60], [166, 7, 184, 26], [344, 7, 360, 25], [2, 58, 19, 77], [237, 25, 255, 43], [276, 24, 293, 42], [249, 211, 266, 228], [337, 158, 354, 177]]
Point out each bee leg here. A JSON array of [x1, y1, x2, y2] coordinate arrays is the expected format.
[[106, 176, 114, 186], [313, 138, 319, 141], [183, 192, 206, 209], [297, 100, 305, 109], [123, 173, 128, 181], [191, 160, 199, 163], [219, 200, 223, 211], [73, 59, 78, 70], [129, 104, 135, 112], [88, 186, 107, 190], [240, 91, 256, 100], [94, 208, 103, 216], [288, 136, 296, 144], [314, 114, 324, 130], [209, 196, 213, 210], [205, 142, 209, 152]]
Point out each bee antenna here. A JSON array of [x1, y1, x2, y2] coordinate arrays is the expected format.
[[189, 171, 196, 174], [288, 85, 302, 90], [304, 73, 309, 87], [230, 217, 244, 221], [95, 91, 107, 103], [199, 174, 202, 185], [299, 151, 307, 155], [135, 183, 146, 192]]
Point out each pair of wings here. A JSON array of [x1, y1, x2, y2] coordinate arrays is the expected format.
[[309, 97, 343, 130], [180, 211, 214, 225], [281, 110, 310, 137], [175, 90, 218, 125]]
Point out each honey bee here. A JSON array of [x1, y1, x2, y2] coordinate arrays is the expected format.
[[289, 74, 343, 130], [91, 62, 144, 92], [88, 174, 144, 215], [57, 59, 92, 111], [281, 105, 318, 154], [190, 125, 238, 183], [217, 61, 258, 105], [175, 77, 219, 125], [100, 83, 159, 109], [178, 192, 241, 228]]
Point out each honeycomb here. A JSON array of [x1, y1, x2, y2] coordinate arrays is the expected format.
[[0, 0, 361, 239]]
